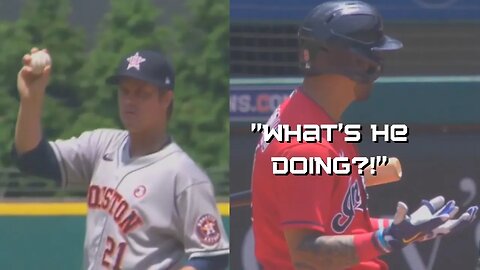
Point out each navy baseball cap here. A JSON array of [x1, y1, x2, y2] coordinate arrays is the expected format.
[[106, 50, 175, 90]]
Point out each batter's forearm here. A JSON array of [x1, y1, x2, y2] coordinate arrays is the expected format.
[[293, 234, 359, 270], [15, 98, 44, 154], [284, 228, 386, 270]]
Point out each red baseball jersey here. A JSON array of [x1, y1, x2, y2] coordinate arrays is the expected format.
[[251, 89, 388, 270]]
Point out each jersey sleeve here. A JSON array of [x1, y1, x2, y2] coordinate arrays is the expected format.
[[175, 178, 229, 259], [49, 129, 105, 186], [13, 137, 62, 184], [275, 143, 337, 233]]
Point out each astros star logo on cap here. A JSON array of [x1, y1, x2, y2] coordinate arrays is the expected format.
[[126, 52, 146, 71]]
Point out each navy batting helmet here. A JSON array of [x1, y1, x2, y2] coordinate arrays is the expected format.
[[298, 1, 402, 83]]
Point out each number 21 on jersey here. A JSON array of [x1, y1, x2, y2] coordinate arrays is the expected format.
[[102, 236, 127, 270]]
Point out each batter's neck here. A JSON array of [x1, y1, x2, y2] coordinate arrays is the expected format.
[[302, 75, 355, 122]]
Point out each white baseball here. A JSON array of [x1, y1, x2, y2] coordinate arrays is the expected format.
[[30, 50, 51, 75]]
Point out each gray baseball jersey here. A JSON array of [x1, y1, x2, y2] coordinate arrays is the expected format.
[[49, 128, 229, 269]]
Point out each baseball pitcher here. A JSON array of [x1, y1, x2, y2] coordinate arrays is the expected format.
[[14, 48, 229, 270]]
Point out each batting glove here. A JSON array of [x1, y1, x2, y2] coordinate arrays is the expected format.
[[419, 205, 478, 241], [375, 196, 457, 252]]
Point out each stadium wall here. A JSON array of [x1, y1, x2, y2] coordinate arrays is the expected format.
[[0, 203, 229, 270]]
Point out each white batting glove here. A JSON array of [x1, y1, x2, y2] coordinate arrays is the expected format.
[[420, 205, 478, 241], [375, 196, 457, 252]]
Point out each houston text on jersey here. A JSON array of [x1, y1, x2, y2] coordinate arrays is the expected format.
[[87, 185, 144, 234]]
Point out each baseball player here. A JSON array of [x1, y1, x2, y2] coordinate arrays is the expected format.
[[13, 48, 229, 270], [250, 1, 478, 269]]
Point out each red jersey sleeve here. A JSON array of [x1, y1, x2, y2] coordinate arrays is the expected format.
[[275, 143, 337, 233]]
